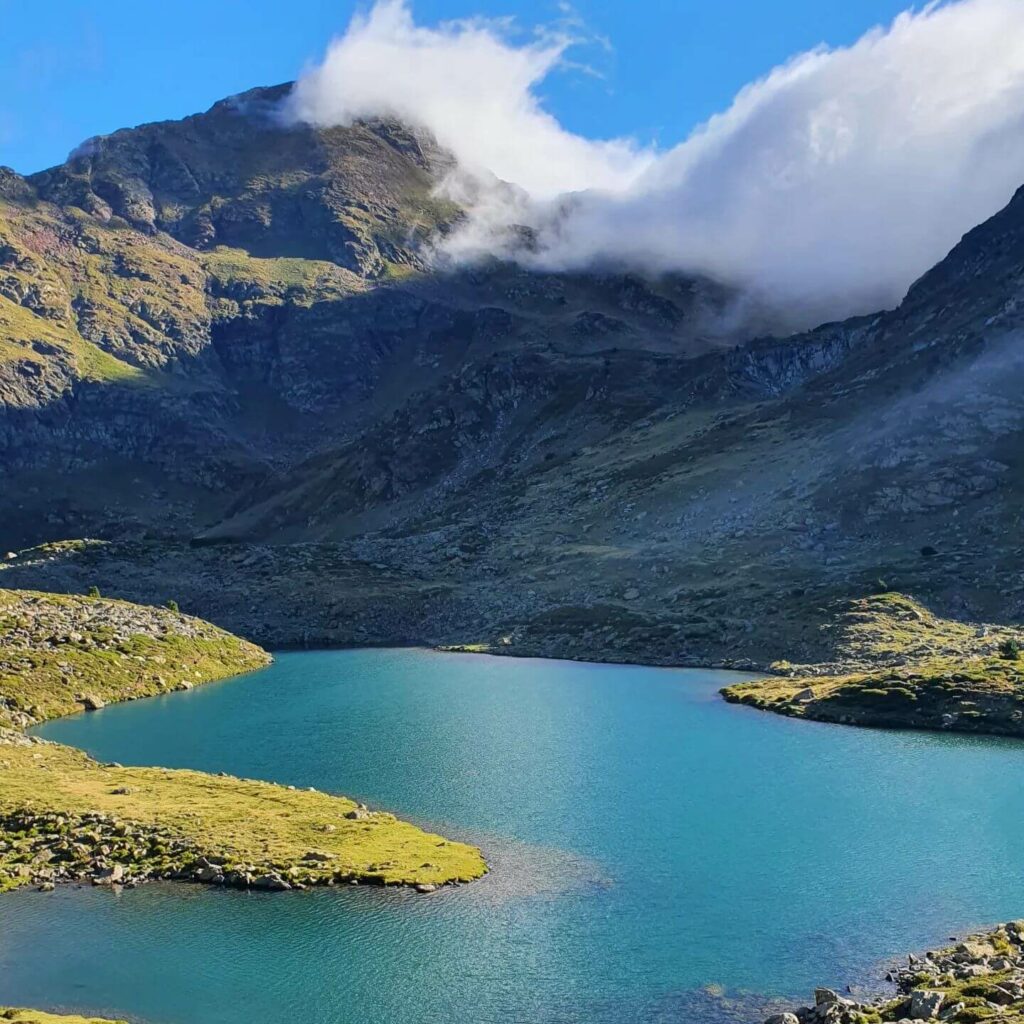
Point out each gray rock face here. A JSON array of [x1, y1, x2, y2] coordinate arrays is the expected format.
[[909, 989, 945, 1019], [252, 873, 291, 891], [92, 863, 124, 885]]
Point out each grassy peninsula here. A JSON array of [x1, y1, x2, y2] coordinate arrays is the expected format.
[[0, 589, 486, 895], [722, 593, 1024, 737], [1, 1011, 126, 1024], [0, 734, 484, 892]]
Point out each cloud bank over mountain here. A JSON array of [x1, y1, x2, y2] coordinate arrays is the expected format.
[[290, 0, 1024, 325]]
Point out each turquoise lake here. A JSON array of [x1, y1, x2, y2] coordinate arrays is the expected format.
[[5, 648, 1024, 1024]]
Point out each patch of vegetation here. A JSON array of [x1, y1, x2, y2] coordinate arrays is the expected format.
[[201, 246, 364, 301], [722, 593, 1024, 737], [1000, 638, 1021, 661], [1, 1010, 127, 1024], [31, 540, 104, 556]]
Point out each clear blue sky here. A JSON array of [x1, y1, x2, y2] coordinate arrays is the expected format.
[[3, 0, 915, 174]]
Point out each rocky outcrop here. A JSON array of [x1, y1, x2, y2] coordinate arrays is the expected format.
[[30, 85, 457, 275], [0, 805, 212, 893]]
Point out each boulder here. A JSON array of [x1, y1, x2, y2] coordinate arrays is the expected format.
[[909, 990, 944, 1019], [252, 873, 291, 891], [92, 863, 124, 885]]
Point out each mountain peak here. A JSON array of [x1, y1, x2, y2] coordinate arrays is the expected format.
[[29, 84, 457, 274]]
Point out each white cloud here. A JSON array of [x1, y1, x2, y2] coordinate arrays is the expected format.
[[290, 0, 1024, 326], [287, 0, 652, 199]]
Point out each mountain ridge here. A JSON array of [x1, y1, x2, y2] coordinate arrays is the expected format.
[[2, 84, 1023, 669]]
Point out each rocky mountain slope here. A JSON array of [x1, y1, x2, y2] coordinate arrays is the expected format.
[[2, 83, 1023, 667]]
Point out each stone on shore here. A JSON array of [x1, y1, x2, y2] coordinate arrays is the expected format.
[[909, 989, 944, 1019]]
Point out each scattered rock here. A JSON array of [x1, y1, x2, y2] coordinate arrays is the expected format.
[[765, 922, 1024, 1024]]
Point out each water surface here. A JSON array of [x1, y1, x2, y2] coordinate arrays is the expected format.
[[3, 649, 1024, 1024]]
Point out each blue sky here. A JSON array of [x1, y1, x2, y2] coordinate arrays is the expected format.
[[3, 0, 915, 174]]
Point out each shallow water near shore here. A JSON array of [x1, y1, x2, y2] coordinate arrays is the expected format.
[[6, 648, 1024, 1024]]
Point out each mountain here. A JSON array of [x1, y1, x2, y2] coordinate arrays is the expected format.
[[2, 83, 1023, 665]]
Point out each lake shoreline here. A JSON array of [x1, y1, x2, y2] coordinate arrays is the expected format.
[[762, 921, 1024, 1024], [0, 590, 487, 901], [8, 605, 1024, 1024]]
